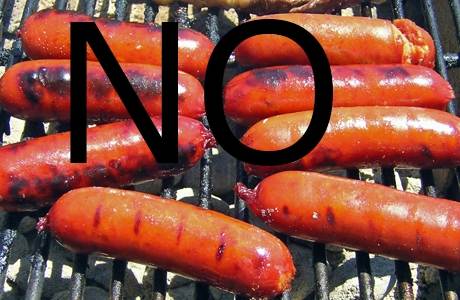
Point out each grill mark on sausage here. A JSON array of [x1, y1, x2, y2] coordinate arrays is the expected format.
[[93, 204, 102, 228], [282, 206, 290, 215], [420, 145, 434, 160], [21, 72, 42, 104], [326, 207, 335, 225], [251, 68, 288, 87], [381, 66, 411, 79], [134, 210, 142, 235], [176, 220, 185, 244], [216, 232, 227, 261]]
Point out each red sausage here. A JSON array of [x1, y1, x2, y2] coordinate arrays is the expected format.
[[0, 60, 205, 122], [0, 117, 215, 211], [225, 65, 454, 125], [235, 14, 435, 68], [241, 107, 460, 177], [43, 187, 295, 297], [19, 9, 214, 80], [236, 171, 460, 271]]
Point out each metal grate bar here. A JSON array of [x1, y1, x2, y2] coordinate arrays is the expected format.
[[347, 169, 375, 300], [195, 116, 213, 300], [144, 1, 158, 23], [69, 253, 88, 300], [313, 243, 330, 300], [448, 0, 460, 51], [380, 168, 414, 300], [152, 177, 177, 300], [0, 0, 15, 50], [0, 213, 23, 298], [170, 3, 192, 27], [54, 0, 68, 10], [24, 231, 51, 300], [110, 259, 127, 300]]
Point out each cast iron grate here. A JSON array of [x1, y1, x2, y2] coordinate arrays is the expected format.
[[0, 0, 459, 299]]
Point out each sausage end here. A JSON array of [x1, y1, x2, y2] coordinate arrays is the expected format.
[[394, 19, 435, 68]]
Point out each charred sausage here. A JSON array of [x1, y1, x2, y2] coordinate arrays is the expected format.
[[0, 117, 215, 211], [42, 187, 295, 297], [241, 107, 460, 177], [0, 60, 205, 122], [236, 171, 460, 272], [225, 64, 453, 125]]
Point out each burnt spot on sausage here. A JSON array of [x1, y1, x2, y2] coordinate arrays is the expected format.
[[158, 143, 197, 170], [133, 210, 142, 235], [282, 206, 290, 215], [8, 177, 28, 198], [84, 165, 109, 182], [109, 159, 122, 170], [415, 230, 424, 249], [216, 232, 227, 261], [288, 65, 313, 78], [88, 72, 112, 100], [420, 145, 434, 160], [251, 68, 288, 87], [326, 207, 335, 225], [309, 146, 342, 168], [381, 66, 411, 79], [40, 67, 71, 97], [21, 72, 42, 104], [176, 221, 185, 244], [93, 204, 102, 228], [125, 70, 162, 98]]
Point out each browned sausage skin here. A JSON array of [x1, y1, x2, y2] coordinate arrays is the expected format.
[[43, 187, 296, 297], [235, 14, 435, 68], [0, 117, 215, 211], [236, 171, 460, 272], [241, 107, 460, 177], [0, 60, 205, 122], [224, 64, 453, 125], [19, 9, 214, 80]]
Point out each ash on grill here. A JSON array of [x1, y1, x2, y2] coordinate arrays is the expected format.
[[0, 0, 459, 299]]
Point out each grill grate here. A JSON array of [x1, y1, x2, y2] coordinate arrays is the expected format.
[[0, 0, 460, 299]]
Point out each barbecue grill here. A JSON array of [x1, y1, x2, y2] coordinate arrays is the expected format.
[[0, 0, 459, 299]]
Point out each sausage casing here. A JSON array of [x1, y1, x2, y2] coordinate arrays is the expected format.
[[235, 14, 435, 68], [44, 187, 295, 297], [0, 60, 205, 122], [0, 117, 214, 211], [19, 9, 214, 80], [236, 171, 460, 271], [225, 65, 453, 125], [241, 107, 460, 177]]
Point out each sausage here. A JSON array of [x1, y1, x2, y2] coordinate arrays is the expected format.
[[0, 60, 205, 122], [225, 64, 453, 125], [0, 117, 215, 211], [235, 14, 435, 68], [235, 171, 460, 271], [241, 107, 460, 177], [153, 0, 384, 14], [42, 187, 295, 297], [19, 9, 214, 80]]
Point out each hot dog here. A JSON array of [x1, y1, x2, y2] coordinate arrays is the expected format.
[[19, 9, 214, 80], [235, 14, 435, 68], [225, 65, 453, 125], [235, 171, 460, 271], [0, 117, 215, 211], [153, 0, 384, 14], [241, 107, 460, 177], [0, 60, 205, 122], [42, 187, 295, 297]]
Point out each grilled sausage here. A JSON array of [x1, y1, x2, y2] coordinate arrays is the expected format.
[[0, 117, 215, 211], [19, 9, 214, 80], [241, 107, 460, 177], [42, 187, 295, 297], [236, 171, 460, 271], [0, 60, 205, 122], [235, 14, 435, 68], [153, 0, 384, 14], [225, 65, 453, 125]]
